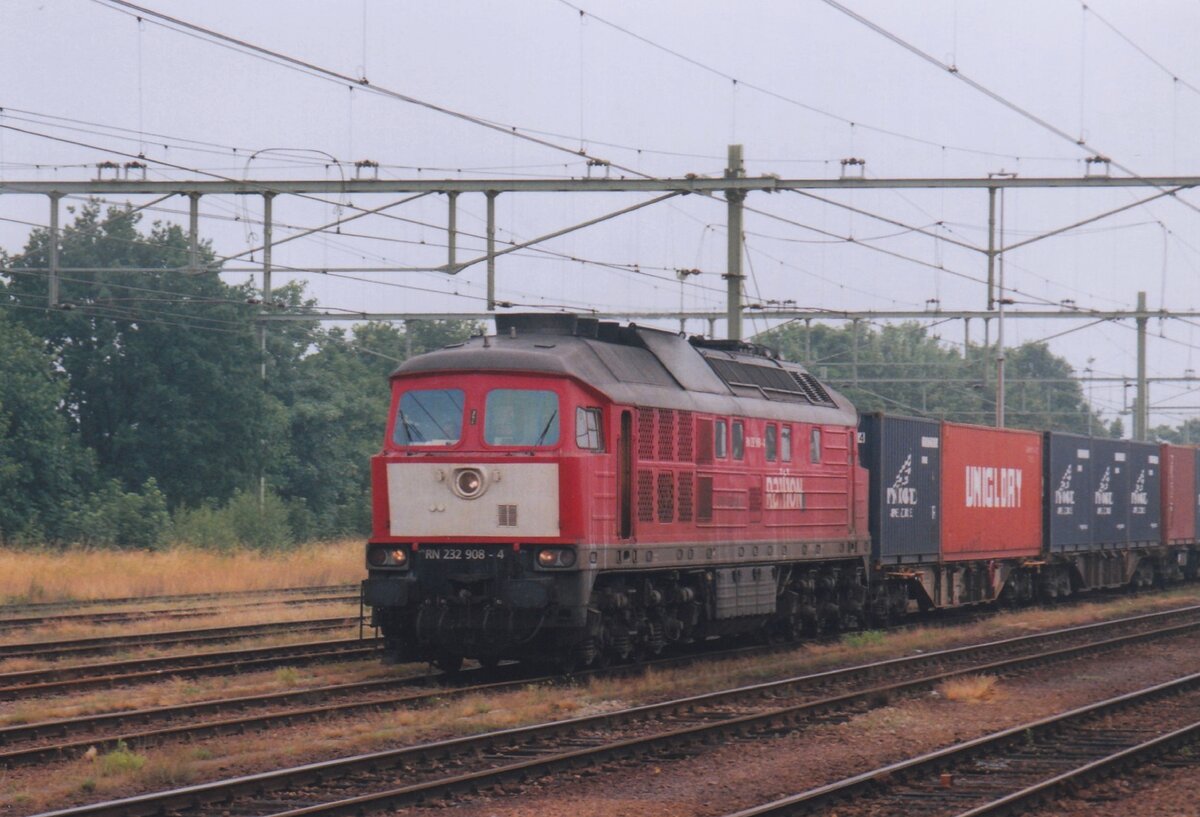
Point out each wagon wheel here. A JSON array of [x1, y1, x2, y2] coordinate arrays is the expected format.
[[433, 653, 464, 674]]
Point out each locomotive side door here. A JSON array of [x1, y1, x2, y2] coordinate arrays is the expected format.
[[619, 409, 633, 539]]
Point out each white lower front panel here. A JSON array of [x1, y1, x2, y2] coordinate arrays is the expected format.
[[387, 462, 560, 538]]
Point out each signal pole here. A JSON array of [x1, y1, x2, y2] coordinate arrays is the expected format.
[[1136, 290, 1148, 440], [995, 187, 1007, 428], [725, 144, 745, 341]]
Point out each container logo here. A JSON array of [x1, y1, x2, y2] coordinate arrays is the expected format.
[[886, 455, 917, 518], [1054, 466, 1075, 515], [964, 466, 1023, 508], [1130, 470, 1148, 515], [1095, 467, 1114, 515]]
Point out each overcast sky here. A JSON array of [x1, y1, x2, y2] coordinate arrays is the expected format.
[[3, 1, 1200, 428]]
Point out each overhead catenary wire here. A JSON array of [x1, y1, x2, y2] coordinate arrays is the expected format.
[[0, 123, 723, 308], [1080, 1, 1200, 99], [554, 0, 1079, 165], [819, 0, 1200, 224], [91, 0, 656, 181]]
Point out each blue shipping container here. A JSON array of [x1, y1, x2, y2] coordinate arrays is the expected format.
[[1090, 438, 1129, 548], [1044, 432, 1093, 552], [859, 414, 940, 564], [1126, 442, 1162, 544]]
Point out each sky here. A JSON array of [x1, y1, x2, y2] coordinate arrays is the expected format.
[[3, 0, 1200, 429]]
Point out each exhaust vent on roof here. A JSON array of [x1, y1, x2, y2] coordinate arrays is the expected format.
[[702, 356, 836, 407]]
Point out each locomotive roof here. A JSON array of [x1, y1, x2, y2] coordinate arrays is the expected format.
[[393, 314, 857, 426]]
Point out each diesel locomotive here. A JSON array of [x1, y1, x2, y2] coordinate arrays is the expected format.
[[361, 313, 1200, 670]]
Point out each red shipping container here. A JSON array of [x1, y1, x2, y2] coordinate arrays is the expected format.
[[940, 422, 1043, 561], [1161, 444, 1196, 544]]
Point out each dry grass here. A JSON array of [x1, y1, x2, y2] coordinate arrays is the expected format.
[[0, 540, 363, 604], [0, 618, 363, 676], [0, 655, 411, 727], [0, 599, 361, 649], [938, 674, 999, 703]]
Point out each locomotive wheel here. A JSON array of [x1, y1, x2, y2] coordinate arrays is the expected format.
[[477, 655, 502, 670]]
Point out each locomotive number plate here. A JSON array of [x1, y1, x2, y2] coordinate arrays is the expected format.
[[421, 547, 504, 561]]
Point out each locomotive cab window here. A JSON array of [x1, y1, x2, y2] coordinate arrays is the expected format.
[[781, 425, 792, 462], [485, 389, 560, 446], [575, 407, 604, 450], [732, 420, 745, 460], [715, 419, 728, 458], [765, 424, 778, 462], [393, 388, 465, 446], [810, 427, 822, 464]]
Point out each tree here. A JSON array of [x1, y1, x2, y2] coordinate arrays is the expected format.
[[0, 312, 94, 543], [1, 201, 288, 507]]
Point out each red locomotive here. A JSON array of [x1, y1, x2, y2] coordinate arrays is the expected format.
[[362, 314, 1200, 670], [363, 313, 869, 670]]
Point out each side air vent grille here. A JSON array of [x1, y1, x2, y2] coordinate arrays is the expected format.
[[657, 409, 676, 461], [637, 408, 655, 460], [677, 411, 694, 462], [637, 469, 655, 522], [656, 472, 675, 523], [703, 356, 837, 406]]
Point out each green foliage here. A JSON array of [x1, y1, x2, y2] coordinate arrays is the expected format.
[[70, 478, 170, 550], [224, 489, 293, 550], [0, 313, 94, 544], [98, 740, 146, 775], [169, 502, 238, 550], [1150, 418, 1200, 443], [2, 201, 298, 508], [170, 490, 293, 550], [842, 630, 886, 648]]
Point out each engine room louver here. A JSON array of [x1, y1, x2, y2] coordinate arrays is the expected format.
[[703, 357, 836, 407]]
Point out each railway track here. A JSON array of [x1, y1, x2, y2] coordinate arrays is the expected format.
[[7, 602, 1200, 772], [29, 602, 1200, 817], [0, 593, 359, 632], [0, 583, 357, 616], [0, 616, 363, 661], [721, 673, 1200, 817], [0, 637, 380, 702]]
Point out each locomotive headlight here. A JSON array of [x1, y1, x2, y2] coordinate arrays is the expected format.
[[536, 548, 577, 569], [452, 467, 487, 499], [366, 546, 409, 568]]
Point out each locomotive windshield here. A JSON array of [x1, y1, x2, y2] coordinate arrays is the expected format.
[[485, 389, 559, 446], [393, 388, 464, 446]]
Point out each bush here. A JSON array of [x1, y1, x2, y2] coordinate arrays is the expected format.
[[170, 488, 293, 551], [70, 478, 170, 550], [170, 503, 237, 550], [98, 740, 146, 775], [226, 489, 293, 550]]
